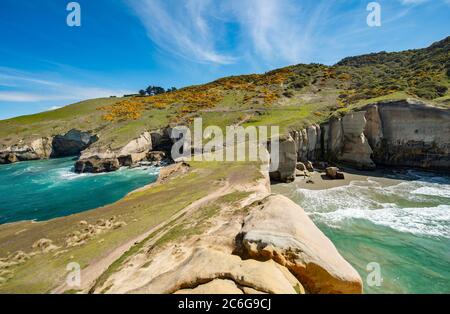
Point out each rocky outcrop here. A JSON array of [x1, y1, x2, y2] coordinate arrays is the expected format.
[[51, 129, 97, 157], [291, 99, 450, 172], [0, 129, 97, 164], [75, 131, 153, 173], [0, 137, 53, 163], [366, 100, 450, 170], [131, 248, 303, 294], [339, 112, 375, 169], [75, 129, 174, 173], [268, 135, 297, 183], [237, 195, 363, 294], [74, 156, 120, 173], [94, 168, 361, 294]]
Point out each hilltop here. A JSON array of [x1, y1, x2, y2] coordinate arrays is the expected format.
[[0, 36, 448, 152]]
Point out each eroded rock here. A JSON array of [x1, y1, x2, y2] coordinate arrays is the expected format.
[[238, 194, 363, 294], [129, 248, 303, 294]]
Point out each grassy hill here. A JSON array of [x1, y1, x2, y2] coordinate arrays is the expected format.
[[1, 37, 448, 149]]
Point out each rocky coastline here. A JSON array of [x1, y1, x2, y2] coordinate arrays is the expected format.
[[2, 99, 448, 182], [270, 99, 450, 182]]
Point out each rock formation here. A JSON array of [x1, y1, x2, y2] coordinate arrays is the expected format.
[[51, 129, 98, 158], [238, 195, 363, 294], [268, 135, 297, 183], [274, 99, 450, 181]]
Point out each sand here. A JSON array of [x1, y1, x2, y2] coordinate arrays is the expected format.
[[272, 167, 404, 193]]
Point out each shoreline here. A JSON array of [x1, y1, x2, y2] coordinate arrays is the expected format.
[[272, 167, 407, 193]]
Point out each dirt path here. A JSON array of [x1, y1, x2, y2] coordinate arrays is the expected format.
[[52, 182, 232, 294]]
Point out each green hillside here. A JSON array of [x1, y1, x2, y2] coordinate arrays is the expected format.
[[1, 37, 448, 149]]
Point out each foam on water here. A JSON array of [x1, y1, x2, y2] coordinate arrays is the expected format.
[[281, 169, 450, 293], [295, 172, 450, 238], [0, 157, 160, 224]]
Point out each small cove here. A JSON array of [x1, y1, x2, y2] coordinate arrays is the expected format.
[[0, 157, 160, 224]]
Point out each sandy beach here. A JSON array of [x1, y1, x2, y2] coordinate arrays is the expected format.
[[272, 167, 405, 193]]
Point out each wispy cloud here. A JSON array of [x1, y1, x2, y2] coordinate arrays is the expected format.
[[0, 67, 131, 103], [126, 0, 235, 65], [125, 0, 330, 66]]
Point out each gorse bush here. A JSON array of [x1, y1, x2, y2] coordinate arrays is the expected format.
[[99, 37, 449, 122]]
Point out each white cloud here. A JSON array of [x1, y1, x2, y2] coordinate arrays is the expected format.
[[126, 0, 235, 65], [126, 0, 330, 66], [225, 0, 330, 65], [0, 67, 131, 103]]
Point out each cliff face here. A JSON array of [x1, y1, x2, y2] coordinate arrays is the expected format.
[[367, 101, 450, 169], [272, 99, 450, 182], [0, 129, 98, 164]]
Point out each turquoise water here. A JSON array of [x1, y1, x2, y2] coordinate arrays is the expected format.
[[0, 157, 159, 224], [284, 170, 450, 294]]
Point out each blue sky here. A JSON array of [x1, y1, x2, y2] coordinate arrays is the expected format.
[[0, 0, 449, 119]]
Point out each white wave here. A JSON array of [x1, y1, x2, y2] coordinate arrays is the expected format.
[[314, 205, 450, 238], [294, 174, 450, 238], [412, 186, 450, 198]]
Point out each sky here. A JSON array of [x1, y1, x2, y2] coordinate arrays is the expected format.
[[0, 0, 449, 119]]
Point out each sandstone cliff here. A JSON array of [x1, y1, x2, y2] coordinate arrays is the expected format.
[[271, 99, 450, 182], [89, 165, 362, 294]]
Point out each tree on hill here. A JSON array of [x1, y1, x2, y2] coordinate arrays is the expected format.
[[145, 86, 166, 96]]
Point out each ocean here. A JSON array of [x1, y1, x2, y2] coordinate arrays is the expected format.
[[0, 157, 159, 224], [281, 170, 450, 293]]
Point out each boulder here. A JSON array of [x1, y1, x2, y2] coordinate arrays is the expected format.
[[239, 195, 363, 294], [305, 161, 314, 172], [146, 151, 167, 163], [325, 167, 338, 179], [296, 162, 306, 171], [118, 152, 148, 167], [2, 153, 17, 164]]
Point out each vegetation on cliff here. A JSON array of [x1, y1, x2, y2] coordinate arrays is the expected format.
[[1, 37, 448, 151]]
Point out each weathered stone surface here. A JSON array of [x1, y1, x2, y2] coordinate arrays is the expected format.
[[269, 135, 297, 183], [74, 156, 120, 173], [370, 100, 450, 170], [130, 248, 303, 294], [147, 151, 167, 163], [239, 195, 363, 294], [364, 105, 383, 149], [305, 161, 314, 172], [51, 129, 98, 157], [118, 152, 148, 167], [296, 162, 306, 171], [339, 112, 375, 169], [325, 167, 338, 179], [0, 137, 53, 164], [76, 131, 153, 173], [174, 279, 244, 294], [119, 131, 152, 156]]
